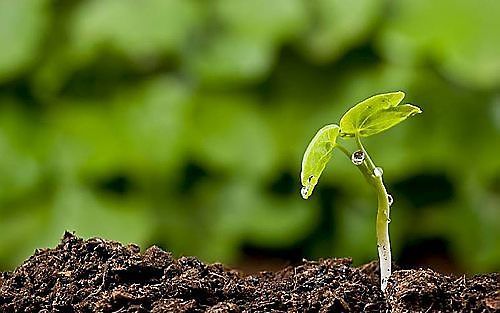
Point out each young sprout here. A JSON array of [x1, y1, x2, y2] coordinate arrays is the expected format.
[[300, 91, 422, 291]]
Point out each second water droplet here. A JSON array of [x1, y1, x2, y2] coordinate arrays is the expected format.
[[373, 167, 384, 177], [387, 194, 394, 206]]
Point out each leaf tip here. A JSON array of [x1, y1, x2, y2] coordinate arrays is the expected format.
[[407, 103, 423, 115], [391, 91, 406, 105]]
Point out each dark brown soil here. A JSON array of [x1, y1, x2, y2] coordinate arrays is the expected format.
[[0, 233, 498, 313]]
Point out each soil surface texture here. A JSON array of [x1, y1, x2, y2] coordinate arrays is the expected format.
[[0, 232, 498, 313]]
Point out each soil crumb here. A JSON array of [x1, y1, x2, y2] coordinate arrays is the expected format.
[[0, 233, 498, 312]]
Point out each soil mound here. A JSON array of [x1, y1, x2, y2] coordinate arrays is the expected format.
[[0, 233, 498, 312]]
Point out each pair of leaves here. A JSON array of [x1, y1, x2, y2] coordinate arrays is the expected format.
[[339, 91, 422, 137], [300, 91, 421, 199]]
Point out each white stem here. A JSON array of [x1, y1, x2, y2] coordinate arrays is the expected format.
[[353, 137, 393, 292], [375, 177, 391, 291]]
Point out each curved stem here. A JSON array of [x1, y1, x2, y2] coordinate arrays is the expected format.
[[373, 174, 392, 292], [335, 144, 352, 159], [356, 135, 376, 170], [354, 137, 392, 292]]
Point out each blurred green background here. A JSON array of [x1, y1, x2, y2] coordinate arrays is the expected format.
[[0, 0, 499, 274]]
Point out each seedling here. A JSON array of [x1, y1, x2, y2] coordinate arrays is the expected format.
[[300, 91, 421, 291]]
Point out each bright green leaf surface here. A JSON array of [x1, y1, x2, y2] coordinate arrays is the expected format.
[[300, 124, 340, 199], [350, 103, 422, 137], [340, 91, 421, 137]]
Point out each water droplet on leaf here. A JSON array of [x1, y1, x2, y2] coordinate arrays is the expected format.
[[373, 167, 384, 177], [351, 150, 365, 165], [387, 194, 394, 206], [301, 186, 309, 199]]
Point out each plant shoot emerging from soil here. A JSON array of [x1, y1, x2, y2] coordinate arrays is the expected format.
[[300, 91, 421, 291]]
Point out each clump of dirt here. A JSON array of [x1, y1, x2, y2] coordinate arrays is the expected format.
[[386, 269, 499, 312], [0, 232, 498, 313]]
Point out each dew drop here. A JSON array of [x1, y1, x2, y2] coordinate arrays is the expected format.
[[387, 217, 392, 223], [351, 150, 365, 166], [373, 167, 384, 177], [301, 186, 309, 199], [387, 194, 394, 206]]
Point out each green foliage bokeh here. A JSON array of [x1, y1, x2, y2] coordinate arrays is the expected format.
[[0, 0, 498, 272]]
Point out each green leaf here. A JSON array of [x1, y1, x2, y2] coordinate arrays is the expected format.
[[339, 91, 421, 137], [300, 124, 340, 199]]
